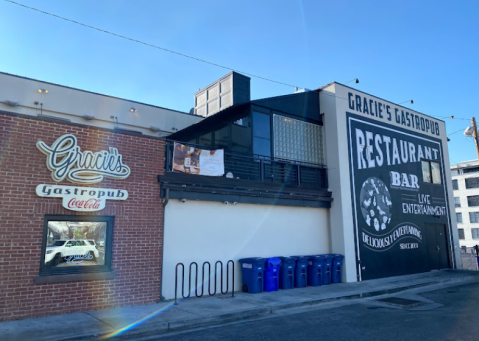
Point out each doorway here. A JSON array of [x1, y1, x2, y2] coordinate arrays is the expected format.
[[425, 223, 450, 271]]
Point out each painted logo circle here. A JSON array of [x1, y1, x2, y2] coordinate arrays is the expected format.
[[359, 177, 392, 231]]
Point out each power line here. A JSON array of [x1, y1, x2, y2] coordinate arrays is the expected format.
[[447, 128, 465, 136], [3, 0, 298, 88]]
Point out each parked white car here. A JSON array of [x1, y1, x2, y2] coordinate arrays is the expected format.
[[45, 239, 99, 266]]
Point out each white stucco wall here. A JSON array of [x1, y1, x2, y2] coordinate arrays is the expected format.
[[162, 200, 330, 300]]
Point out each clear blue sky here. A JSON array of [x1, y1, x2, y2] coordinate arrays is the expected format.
[[1, 0, 477, 165]]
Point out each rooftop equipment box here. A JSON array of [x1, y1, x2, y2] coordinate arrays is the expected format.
[[194, 71, 250, 117]]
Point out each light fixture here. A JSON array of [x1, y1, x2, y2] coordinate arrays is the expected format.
[[130, 107, 137, 112], [464, 126, 474, 136], [4, 99, 19, 107], [82, 114, 95, 120], [344, 78, 359, 85], [398, 100, 413, 105], [38, 89, 48, 94], [149, 126, 161, 132]]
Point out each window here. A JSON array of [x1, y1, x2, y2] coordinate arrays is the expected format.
[[468, 195, 479, 207], [465, 177, 479, 189], [458, 229, 465, 240], [273, 115, 324, 165], [464, 167, 479, 174], [421, 160, 441, 184], [472, 228, 479, 240], [231, 115, 252, 154], [454, 197, 461, 208], [39, 215, 114, 279], [252, 112, 271, 157], [470, 212, 479, 223], [456, 212, 463, 223], [214, 125, 229, 150], [198, 132, 212, 147], [452, 179, 458, 190]]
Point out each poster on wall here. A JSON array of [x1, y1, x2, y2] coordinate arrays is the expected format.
[[173, 142, 224, 176], [347, 113, 451, 280]]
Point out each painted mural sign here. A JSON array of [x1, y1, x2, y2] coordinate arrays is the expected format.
[[172, 142, 224, 176], [347, 113, 451, 280], [36, 134, 130, 212]]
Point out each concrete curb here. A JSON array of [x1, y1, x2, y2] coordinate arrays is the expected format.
[[19, 273, 479, 341]]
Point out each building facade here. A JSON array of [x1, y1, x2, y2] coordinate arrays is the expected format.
[[0, 72, 200, 321], [0, 71, 461, 321], [451, 160, 479, 247]]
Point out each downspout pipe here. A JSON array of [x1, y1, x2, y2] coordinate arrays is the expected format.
[[159, 187, 169, 302]]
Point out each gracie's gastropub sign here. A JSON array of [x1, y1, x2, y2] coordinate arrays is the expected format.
[[35, 134, 130, 212], [347, 113, 448, 280]]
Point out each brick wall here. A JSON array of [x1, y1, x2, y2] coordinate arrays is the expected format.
[[0, 113, 165, 321]]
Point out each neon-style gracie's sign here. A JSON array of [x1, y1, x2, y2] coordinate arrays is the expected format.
[[36, 134, 130, 184], [36, 134, 130, 212]]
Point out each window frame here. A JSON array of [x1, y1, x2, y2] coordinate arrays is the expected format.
[[454, 197, 461, 208], [472, 228, 479, 240], [452, 179, 458, 190], [456, 212, 463, 224], [38, 214, 114, 279], [421, 159, 442, 185], [458, 228, 465, 240]]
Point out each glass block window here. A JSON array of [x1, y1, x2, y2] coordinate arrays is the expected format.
[[458, 229, 465, 240], [468, 195, 479, 207], [454, 197, 461, 208], [452, 179, 458, 190], [470, 212, 479, 223], [472, 228, 479, 240], [273, 115, 324, 165], [456, 212, 463, 223], [465, 177, 479, 189]]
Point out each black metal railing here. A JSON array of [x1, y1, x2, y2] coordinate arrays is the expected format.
[[174, 260, 234, 304], [165, 140, 328, 189]]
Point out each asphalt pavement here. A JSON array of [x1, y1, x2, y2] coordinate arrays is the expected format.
[[131, 282, 479, 341]]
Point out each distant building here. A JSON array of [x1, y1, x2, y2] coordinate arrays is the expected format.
[[451, 160, 479, 247]]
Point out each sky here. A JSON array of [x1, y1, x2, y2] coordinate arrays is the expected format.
[[0, 0, 478, 165]]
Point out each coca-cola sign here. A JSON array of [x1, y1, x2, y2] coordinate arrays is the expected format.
[[36, 184, 128, 212]]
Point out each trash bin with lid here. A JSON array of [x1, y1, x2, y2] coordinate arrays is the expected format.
[[292, 256, 309, 288], [238, 258, 265, 293], [264, 257, 282, 292], [321, 255, 334, 285], [330, 254, 345, 284], [307, 255, 325, 286], [278, 256, 297, 289]]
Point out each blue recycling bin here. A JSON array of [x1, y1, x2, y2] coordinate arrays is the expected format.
[[331, 254, 345, 284], [278, 256, 297, 289], [321, 255, 334, 285], [292, 256, 309, 288], [307, 255, 325, 286], [264, 257, 282, 292], [238, 258, 265, 293]]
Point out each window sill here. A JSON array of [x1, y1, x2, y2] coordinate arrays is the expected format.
[[34, 270, 116, 284]]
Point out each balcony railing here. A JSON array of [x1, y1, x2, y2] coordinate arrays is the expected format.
[[165, 140, 328, 189]]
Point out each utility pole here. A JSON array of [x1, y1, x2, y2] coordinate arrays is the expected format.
[[472, 117, 479, 161]]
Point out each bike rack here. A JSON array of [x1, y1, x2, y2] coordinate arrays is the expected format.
[[175, 260, 234, 304]]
